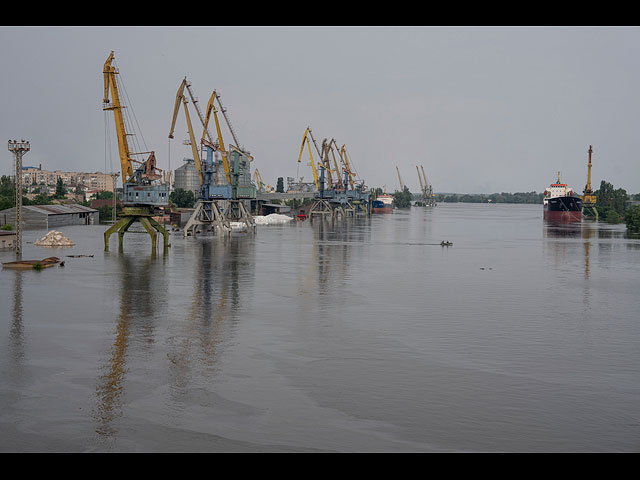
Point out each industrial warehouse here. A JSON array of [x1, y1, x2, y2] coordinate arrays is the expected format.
[[0, 203, 98, 230]]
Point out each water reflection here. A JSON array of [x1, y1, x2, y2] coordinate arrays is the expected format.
[[8, 271, 25, 368], [301, 218, 371, 314], [93, 254, 165, 438], [543, 220, 582, 238], [167, 238, 253, 400]]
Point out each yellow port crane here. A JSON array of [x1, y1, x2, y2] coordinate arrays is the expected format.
[[103, 51, 133, 183], [103, 51, 166, 187], [416, 165, 435, 206], [421, 166, 435, 205], [102, 51, 169, 253], [581, 145, 598, 220], [339, 144, 356, 191], [416, 165, 426, 200], [253, 168, 264, 191], [253, 168, 273, 192], [201, 89, 232, 184], [297, 127, 322, 190], [327, 139, 345, 191]]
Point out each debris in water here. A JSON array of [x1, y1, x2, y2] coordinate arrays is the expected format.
[[2, 256, 62, 270], [34, 230, 75, 247]]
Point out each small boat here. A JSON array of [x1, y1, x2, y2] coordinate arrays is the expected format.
[[2, 256, 62, 270]]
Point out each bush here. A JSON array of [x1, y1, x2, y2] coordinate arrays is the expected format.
[[625, 205, 640, 232], [1, 223, 12, 231], [169, 188, 196, 208], [605, 209, 622, 224], [393, 186, 413, 209]]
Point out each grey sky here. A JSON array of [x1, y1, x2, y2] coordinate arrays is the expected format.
[[2, 26, 639, 194]]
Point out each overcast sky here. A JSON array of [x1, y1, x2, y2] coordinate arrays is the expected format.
[[2, 26, 639, 194]]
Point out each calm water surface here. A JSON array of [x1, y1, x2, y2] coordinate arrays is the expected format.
[[1, 203, 639, 452]]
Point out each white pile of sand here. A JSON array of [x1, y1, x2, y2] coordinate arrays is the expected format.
[[229, 214, 293, 230], [34, 230, 75, 247], [254, 214, 294, 225]]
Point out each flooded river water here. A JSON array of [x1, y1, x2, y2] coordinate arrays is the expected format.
[[1, 203, 639, 452]]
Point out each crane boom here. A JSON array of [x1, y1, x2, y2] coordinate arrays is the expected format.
[[297, 127, 320, 190], [320, 139, 334, 189], [416, 165, 425, 195], [396, 166, 404, 191], [103, 51, 134, 182], [328, 139, 344, 190], [168, 77, 204, 187], [202, 90, 231, 184], [184, 79, 215, 147], [420, 166, 430, 192], [215, 92, 241, 148], [340, 144, 355, 190], [254, 168, 264, 191]]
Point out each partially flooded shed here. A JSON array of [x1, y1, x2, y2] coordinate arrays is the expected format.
[[0, 204, 98, 229]]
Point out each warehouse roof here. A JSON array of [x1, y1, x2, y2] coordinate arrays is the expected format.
[[0, 204, 97, 215]]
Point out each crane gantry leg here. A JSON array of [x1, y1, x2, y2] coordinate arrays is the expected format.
[[104, 208, 169, 255]]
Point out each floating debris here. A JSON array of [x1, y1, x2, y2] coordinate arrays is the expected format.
[[2, 256, 62, 270], [34, 230, 75, 247], [440, 241, 453, 246]]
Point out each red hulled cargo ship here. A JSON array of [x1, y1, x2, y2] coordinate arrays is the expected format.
[[543, 172, 582, 223]]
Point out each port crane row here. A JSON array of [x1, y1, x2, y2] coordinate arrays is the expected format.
[[101, 51, 375, 253], [394, 165, 437, 207], [296, 127, 371, 221], [168, 76, 255, 238]]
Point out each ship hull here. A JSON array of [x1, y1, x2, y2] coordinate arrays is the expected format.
[[543, 196, 583, 223], [371, 199, 392, 213]]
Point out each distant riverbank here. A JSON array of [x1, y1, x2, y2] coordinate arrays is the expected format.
[[432, 192, 543, 204]]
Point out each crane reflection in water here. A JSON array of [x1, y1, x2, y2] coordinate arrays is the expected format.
[[92, 236, 254, 440]]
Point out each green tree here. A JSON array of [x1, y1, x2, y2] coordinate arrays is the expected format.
[[596, 180, 628, 221], [605, 209, 622, 224], [393, 186, 413, 209], [55, 178, 67, 198], [95, 190, 113, 200], [169, 188, 195, 208], [625, 205, 640, 232], [0, 175, 14, 198], [276, 177, 284, 193]]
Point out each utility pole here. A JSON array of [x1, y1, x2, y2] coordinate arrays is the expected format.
[[8, 139, 29, 259], [111, 172, 119, 223]]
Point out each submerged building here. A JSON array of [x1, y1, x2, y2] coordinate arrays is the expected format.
[[0, 204, 98, 229]]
